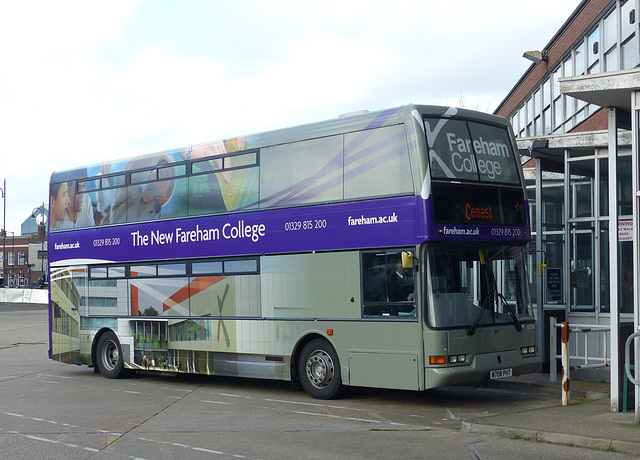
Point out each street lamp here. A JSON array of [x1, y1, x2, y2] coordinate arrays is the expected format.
[[523, 50, 548, 64], [31, 202, 47, 284]]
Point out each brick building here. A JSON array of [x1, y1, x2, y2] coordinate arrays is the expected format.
[[1, 234, 31, 287], [1, 206, 48, 287]]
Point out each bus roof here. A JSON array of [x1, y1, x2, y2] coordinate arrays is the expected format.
[[50, 104, 509, 184]]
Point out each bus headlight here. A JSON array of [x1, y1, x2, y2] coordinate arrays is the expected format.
[[430, 354, 467, 365], [521, 346, 536, 356]]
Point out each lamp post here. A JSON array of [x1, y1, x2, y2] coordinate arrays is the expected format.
[[31, 202, 46, 284]]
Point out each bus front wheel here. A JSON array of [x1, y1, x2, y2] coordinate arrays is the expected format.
[[96, 331, 125, 379], [298, 338, 342, 399]]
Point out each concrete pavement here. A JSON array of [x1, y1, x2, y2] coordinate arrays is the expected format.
[[461, 374, 640, 455]]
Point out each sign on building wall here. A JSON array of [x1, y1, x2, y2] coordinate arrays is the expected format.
[[547, 268, 562, 302], [618, 220, 633, 241]]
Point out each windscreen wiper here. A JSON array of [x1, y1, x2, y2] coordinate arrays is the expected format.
[[497, 292, 523, 332], [467, 295, 490, 336], [468, 251, 494, 336]]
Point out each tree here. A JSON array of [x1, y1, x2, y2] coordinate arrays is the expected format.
[[142, 306, 158, 316], [456, 92, 490, 113]]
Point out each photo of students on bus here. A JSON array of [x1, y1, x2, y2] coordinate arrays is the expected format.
[[57, 174, 96, 230], [184, 139, 235, 215], [109, 154, 182, 223], [186, 135, 256, 215], [49, 181, 69, 231]]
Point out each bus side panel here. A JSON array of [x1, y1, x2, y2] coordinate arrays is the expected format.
[[337, 318, 424, 390], [50, 250, 428, 391], [349, 351, 420, 391], [140, 319, 292, 379], [261, 252, 361, 320], [118, 249, 427, 389], [261, 251, 425, 391], [102, 317, 426, 389]]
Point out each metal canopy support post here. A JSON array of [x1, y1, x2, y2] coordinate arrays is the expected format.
[[536, 157, 544, 363], [608, 107, 620, 413]]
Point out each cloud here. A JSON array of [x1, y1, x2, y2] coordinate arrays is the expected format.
[[0, 2, 139, 56], [0, 2, 140, 230], [0, 0, 582, 233]]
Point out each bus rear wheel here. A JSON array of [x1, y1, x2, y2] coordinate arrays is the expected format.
[[96, 331, 125, 379], [298, 338, 342, 399]]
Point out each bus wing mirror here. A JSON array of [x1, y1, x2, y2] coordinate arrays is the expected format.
[[401, 251, 414, 269]]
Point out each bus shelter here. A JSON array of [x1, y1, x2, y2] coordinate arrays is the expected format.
[[531, 68, 640, 422]]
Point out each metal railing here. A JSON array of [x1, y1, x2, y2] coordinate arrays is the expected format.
[[624, 330, 639, 423], [549, 317, 610, 406], [625, 330, 640, 386]]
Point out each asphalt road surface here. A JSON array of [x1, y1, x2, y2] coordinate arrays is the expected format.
[[0, 304, 632, 459]]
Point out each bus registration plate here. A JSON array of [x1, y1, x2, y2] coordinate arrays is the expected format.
[[490, 368, 512, 379]]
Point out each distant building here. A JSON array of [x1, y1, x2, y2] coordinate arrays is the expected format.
[[0, 205, 48, 287], [22, 205, 48, 236], [1, 234, 31, 287]]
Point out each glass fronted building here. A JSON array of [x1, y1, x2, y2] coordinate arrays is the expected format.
[[495, 0, 640, 414]]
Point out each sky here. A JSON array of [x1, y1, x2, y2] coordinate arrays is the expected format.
[[0, 0, 582, 234]]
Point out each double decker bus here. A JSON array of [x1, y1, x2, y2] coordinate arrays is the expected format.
[[48, 104, 541, 399]]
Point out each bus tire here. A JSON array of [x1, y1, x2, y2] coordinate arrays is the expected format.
[[96, 331, 125, 379], [298, 338, 342, 399]]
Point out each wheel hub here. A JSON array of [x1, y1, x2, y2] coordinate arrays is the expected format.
[[103, 340, 119, 370], [306, 350, 334, 389]]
